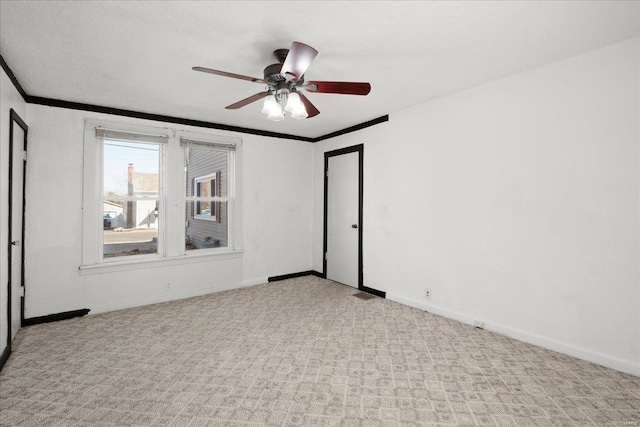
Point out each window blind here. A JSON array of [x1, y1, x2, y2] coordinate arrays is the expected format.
[[96, 128, 169, 144], [180, 138, 236, 152]]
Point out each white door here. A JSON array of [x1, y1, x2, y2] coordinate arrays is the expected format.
[[10, 120, 26, 340], [326, 151, 359, 288]]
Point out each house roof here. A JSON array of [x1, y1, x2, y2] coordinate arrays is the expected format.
[[0, 1, 637, 139], [103, 200, 123, 208], [132, 172, 159, 194]]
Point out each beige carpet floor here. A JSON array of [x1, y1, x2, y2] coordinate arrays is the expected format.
[[0, 276, 638, 426]]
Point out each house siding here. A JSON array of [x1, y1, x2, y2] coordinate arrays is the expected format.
[[185, 148, 228, 248]]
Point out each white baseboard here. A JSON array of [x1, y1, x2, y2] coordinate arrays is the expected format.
[[386, 292, 639, 377], [90, 278, 268, 315]]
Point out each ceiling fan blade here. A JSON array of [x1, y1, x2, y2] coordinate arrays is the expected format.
[[280, 42, 318, 82], [193, 67, 266, 84], [303, 81, 371, 95], [225, 91, 269, 109], [298, 93, 320, 118]]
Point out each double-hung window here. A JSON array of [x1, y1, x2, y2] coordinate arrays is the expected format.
[[182, 138, 235, 251], [98, 129, 166, 259], [81, 120, 242, 271]]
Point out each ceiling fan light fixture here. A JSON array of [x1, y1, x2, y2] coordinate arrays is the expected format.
[[285, 92, 302, 113], [261, 94, 278, 114], [267, 104, 285, 121], [291, 105, 308, 119]]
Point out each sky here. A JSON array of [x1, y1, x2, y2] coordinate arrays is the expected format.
[[103, 140, 159, 196]]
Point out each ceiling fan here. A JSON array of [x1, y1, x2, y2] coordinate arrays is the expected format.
[[193, 41, 371, 121]]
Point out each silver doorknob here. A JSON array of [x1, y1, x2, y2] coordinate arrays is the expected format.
[[351, 224, 358, 229]]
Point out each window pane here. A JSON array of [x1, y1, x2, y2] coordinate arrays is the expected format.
[[185, 147, 229, 251], [198, 179, 213, 197], [195, 179, 216, 218], [104, 140, 159, 197], [186, 202, 228, 251], [196, 200, 213, 217], [185, 148, 228, 198], [103, 200, 159, 258]]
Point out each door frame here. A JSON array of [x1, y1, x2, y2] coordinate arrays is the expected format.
[[7, 108, 28, 350], [323, 144, 384, 298]]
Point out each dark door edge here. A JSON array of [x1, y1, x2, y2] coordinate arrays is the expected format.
[[0, 345, 10, 372]]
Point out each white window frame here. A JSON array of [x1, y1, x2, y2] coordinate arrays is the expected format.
[[100, 138, 164, 262], [193, 172, 219, 222], [80, 119, 243, 274]]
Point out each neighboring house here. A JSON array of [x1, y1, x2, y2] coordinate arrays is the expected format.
[[185, 149, 227, 248], [102, 200, 124, 229], [127, 164, 159, 229]]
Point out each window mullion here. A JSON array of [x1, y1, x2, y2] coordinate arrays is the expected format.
[[164, 137, 183, 258]]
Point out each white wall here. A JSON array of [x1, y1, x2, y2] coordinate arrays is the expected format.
[[24, 105, 313, 316], [313, 37, 640, 375], [1, 67, 28, 357], [8, 36, 639, 377]]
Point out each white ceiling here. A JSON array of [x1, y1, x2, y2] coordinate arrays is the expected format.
[[1, 1, 638, 139]]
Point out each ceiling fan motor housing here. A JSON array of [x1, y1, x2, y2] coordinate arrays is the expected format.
[[273, 48, 289, 64], [263, 63, 286, 86], [264, 62, 304, 101]]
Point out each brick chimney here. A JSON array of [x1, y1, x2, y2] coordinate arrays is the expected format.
[[127, 163, 134, 186], [127, 164, 134, 228]]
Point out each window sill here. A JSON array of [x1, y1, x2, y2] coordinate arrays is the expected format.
[[79, 249, 243, 276]]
